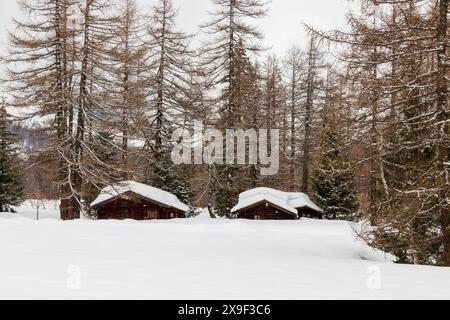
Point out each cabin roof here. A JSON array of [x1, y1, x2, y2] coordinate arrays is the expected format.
[[90, 181, 190, 212], [232, 194, 299, 215], [231, 188, 323, 215]]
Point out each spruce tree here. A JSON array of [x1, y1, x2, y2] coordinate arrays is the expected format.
[[83, 131, 122, 215], [313, 128, 359, 221], [147, 151, 194, 208], [0, 102, 24, 213]]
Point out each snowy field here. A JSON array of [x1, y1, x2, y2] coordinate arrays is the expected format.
[[1, 201, 450, 300]]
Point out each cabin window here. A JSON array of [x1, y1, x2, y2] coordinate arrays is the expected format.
[[120, 209, 129, 218], [254, 215, 262, 220], [169, 213, 175, 218], [148, 210, 158, 220]]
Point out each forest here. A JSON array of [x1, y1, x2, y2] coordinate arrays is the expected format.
[[0, 0, 448, 266]]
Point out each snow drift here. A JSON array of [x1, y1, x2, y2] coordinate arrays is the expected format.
[[0, 202, 449, 300]]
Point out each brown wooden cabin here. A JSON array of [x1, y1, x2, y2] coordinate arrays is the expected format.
[[297, 207, 324, 219], [91, 191, 187, 221], [234, 201, 323, 220]]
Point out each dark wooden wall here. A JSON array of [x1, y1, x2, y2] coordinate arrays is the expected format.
[[297, 207, 323, 219], [236, 204, 297, 220], [94, 197, 185, 220], [236, 203, 323, 220]]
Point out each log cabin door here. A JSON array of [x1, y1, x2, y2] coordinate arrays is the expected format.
[[133, 207, 145, 220], [144, 209, 158, 220]]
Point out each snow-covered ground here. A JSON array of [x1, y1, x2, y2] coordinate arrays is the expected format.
[[0, 201, 450, 300], [1, 200, 61, 220]]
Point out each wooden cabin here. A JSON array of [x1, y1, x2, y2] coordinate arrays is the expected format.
[[231, 188, 323, 220], [234, 201, 298, 220], [90, 181, 190, 220]]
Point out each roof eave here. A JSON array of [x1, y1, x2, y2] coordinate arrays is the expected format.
[[232, 200, 298, 216], [295, 205, 324, 214], [91, 191, 188, 213]]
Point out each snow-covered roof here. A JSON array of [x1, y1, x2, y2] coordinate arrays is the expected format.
[[286, 192, 323, 213], [90, 181, 190, 212], [231, 188, 323, 215], [232, 193, 299, 215]]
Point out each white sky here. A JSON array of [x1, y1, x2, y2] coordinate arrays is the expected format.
[[0, 0, 353, 57]]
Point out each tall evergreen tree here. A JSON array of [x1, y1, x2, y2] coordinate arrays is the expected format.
[[313, 128, 358, 221], [0, 102, 24, 213], [150, 152, 194, 207], [83, 131, 121, 208]]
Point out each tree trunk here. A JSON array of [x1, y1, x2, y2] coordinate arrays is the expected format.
[[71, 0, 92, 220], [289, 66, 297, 191], [55, 0, 71, 220], [436, 0, 450, 265], [302, 37, 315, 194], [225, 0, 236, 216]]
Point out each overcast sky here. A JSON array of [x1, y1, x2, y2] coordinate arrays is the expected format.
[[0, 0, 353, 56]]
